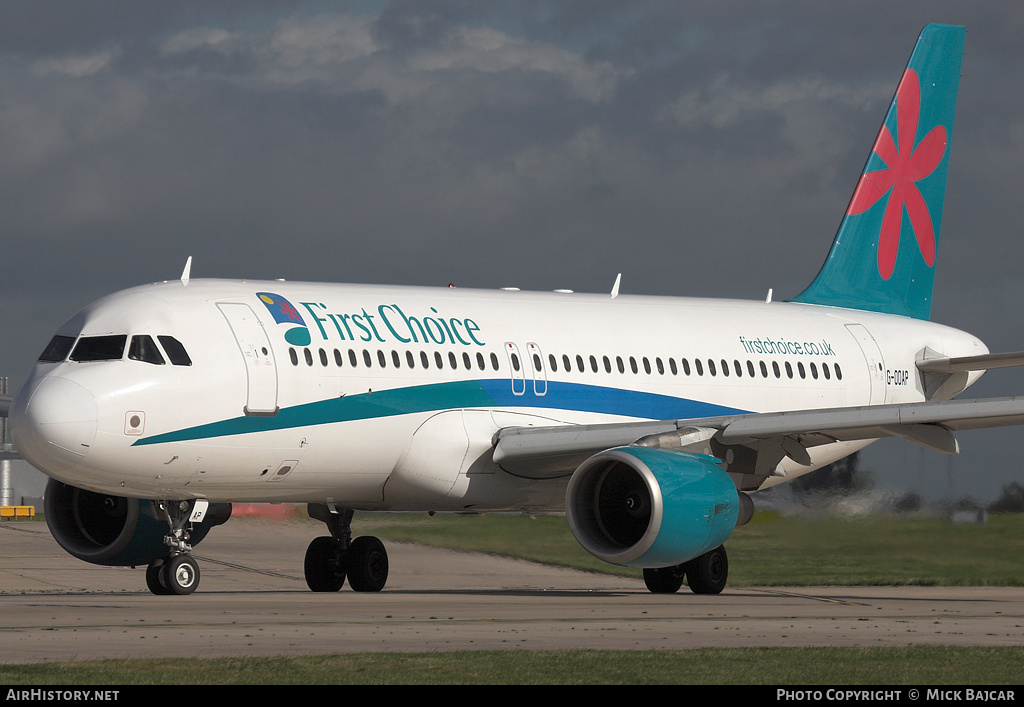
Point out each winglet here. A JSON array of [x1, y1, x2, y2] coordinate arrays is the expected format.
[[611, 273, 621, 299], [180, 256, 192, 287]]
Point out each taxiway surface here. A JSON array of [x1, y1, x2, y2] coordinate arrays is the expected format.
[[2, 517, 1023, 664]]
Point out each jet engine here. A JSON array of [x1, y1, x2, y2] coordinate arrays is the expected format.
[[44, 479, 231, 567], [565, 446, 747, 568]]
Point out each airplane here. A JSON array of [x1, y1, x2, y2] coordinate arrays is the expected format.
[[4, 23, 1024, 596]]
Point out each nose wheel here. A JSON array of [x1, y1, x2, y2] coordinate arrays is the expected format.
[[145, 499, 205, 596], [146, 554, 201, 595]]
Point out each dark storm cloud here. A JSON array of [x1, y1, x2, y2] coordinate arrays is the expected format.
[[2, 1, 1023, 500]]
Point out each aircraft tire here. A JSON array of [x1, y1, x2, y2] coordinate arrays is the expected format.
[[163, 554, 200, 595], [146, 558, 173, 595], [685, 545, 728, 595], [346, 536, 388, 592], [643, 565, 686, 593], [304, 536, 346, 592]]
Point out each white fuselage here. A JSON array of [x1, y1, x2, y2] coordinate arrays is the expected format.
[[10, 279, 987, 511]]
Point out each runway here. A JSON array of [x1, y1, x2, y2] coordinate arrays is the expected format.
[[2, 517, 1023, 664]]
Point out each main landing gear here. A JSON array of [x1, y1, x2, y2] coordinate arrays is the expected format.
[[304, 504, 389, 593], [146, 499, 204, 595], [643, 545, 729, 595]]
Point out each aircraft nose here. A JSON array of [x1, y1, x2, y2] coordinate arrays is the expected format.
[[10, 376, 98, 474]]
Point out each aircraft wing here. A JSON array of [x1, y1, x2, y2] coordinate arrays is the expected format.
[[493, 395, 1024, 481]]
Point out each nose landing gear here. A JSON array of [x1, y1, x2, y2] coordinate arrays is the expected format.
[[145, 499, 206, 596]]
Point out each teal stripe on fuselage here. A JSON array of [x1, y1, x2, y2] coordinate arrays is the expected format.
[[132, 378, 744, 446]]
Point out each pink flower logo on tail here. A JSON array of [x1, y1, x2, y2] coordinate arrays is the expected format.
[[846, 69, 947, 280]]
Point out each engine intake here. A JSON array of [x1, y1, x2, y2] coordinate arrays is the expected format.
[[565, 446, 740, 568], [44, 479, 231, 567]]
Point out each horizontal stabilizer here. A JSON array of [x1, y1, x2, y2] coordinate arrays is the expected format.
[[917, 351, 1024, 374]]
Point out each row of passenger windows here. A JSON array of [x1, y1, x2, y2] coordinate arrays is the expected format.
[[290, 346, 502, 372], [545, 352, 843, 382], [38, 334, 192, 366], [288, 346, 842, 382]]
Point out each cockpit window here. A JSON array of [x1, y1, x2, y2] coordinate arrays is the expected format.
[[38, 335, 76, 363], [70, 335, 127, 362], [158, 335, 192, 366], [129, 335, 166, 365]]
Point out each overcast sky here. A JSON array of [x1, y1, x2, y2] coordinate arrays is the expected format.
[[3, 1, 1023, 502]]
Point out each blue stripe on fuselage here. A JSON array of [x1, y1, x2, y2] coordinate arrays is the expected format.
[[133, 378, 744, 446]]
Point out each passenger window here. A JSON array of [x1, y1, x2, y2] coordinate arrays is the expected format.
[[476, 352, 485, 370], [421, 351, 430, 368], [335, 349, 344, 367], [682, 358, 691, 375], [759, 361, 768, 378], [158, 336, 192, 366], [364, 350, 373, 367], [589, 355, 598, 372], [305, 348, 313, 366], [449, 352, 458, 369], [129, 335, 165, 365], [320, 349, 328, 367], [823, 362, 831, 380], [603, 356, 612, 373], [695, 359, 703, 376], [290, 348, 299, 366], [576, 355, 585, 372], [71, 335, 127, 362], [38, 335, 76, 363], [835, 363, 843, 380], [490, 352, 499, 371], [378, 350, 387, 368], [393, 350, 401, 368], [349, 349, 358, 367], [549, 355, 558, 372], [407, 351, 416, 368]]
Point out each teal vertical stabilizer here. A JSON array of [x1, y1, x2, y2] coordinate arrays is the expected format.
[[791, 24, 965, 320]]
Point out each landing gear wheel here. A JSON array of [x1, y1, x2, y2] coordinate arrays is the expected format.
[[685, 545, 728, 595], [643, 564, 686, 593], [304, 536, 346, 592], [346, 536, 389, 592], [146, 558, 171, 595], [162, 554, 200, 595]]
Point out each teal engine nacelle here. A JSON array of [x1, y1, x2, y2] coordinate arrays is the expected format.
[[44, 479, 231, 567], [565, 446, 742, 568]]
